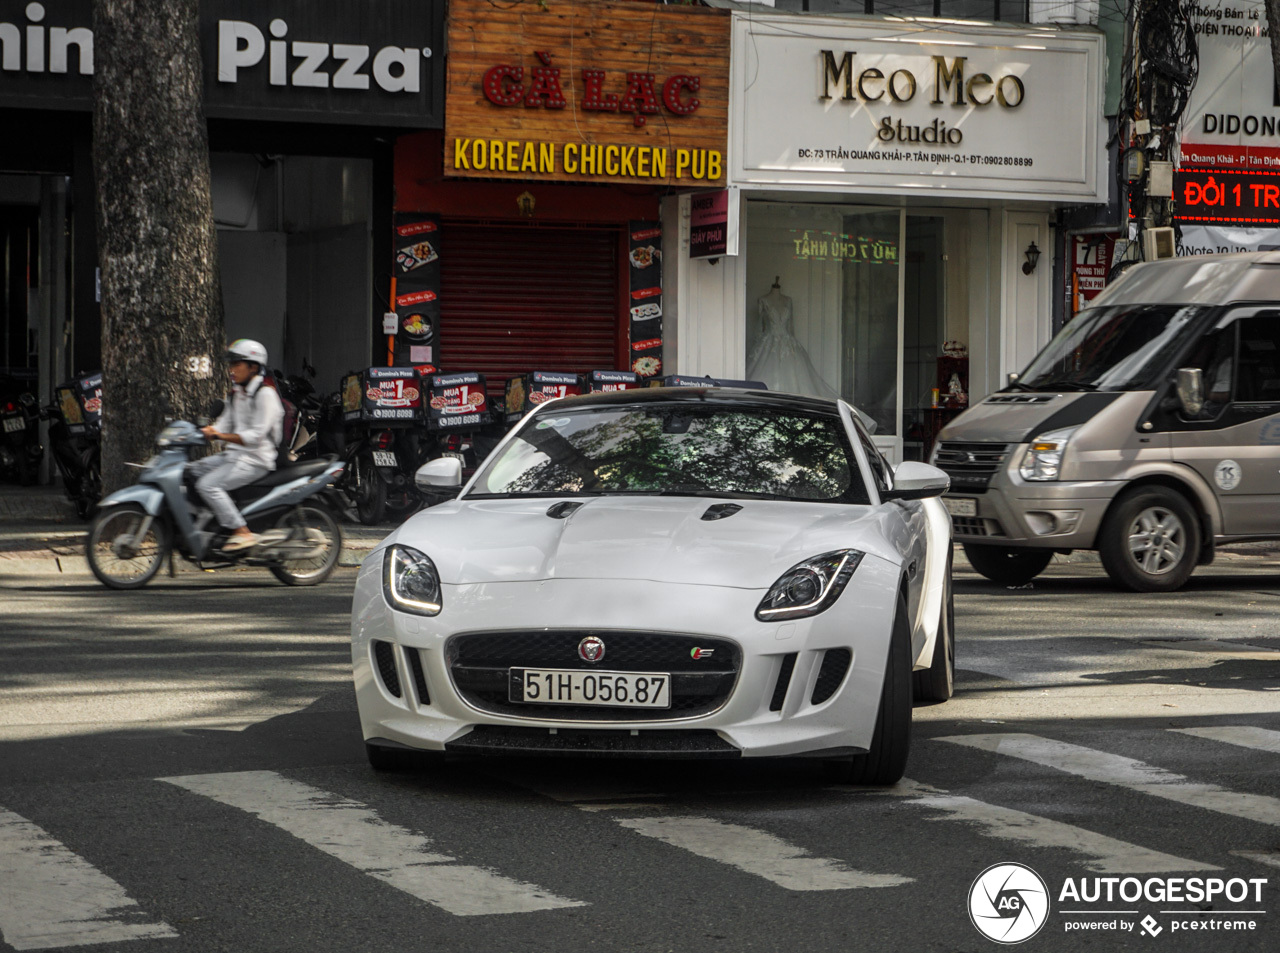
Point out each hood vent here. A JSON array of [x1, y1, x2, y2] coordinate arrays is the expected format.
[[701, 503, 743, 521], [546, 501, 586, 519], [985, 394, 1055, 404]]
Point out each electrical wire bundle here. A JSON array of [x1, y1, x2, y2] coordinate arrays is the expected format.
[[1111, 0, 1199, 278]]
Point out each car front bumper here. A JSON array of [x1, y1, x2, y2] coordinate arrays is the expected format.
[[351, 549, 901, 759], [946, 477, 1125, 549]]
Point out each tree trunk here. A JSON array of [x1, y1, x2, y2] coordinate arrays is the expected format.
[[92, 0, 224, 493]]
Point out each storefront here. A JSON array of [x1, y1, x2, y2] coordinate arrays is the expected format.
[[664, 11, 1105, 463], [390, 0, 729, 391], [0, 0, 444, 446]]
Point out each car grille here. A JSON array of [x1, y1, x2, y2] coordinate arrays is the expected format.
[[951, 516, 1006, 538], [933, 442, 1012, 494], [446, 631, 741, 722], [445, 725, 741, 758]]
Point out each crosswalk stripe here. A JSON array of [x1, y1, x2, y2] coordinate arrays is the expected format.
[[881, 781, 1216, 873], [160, 771, 584, 916], [938, 733, 1280, 828], [614, 816, 911, 891], [0, 806, 177, 950], [1172, 725, 1280, 755]]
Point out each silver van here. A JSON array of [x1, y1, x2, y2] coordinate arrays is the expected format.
[[932, 252, 1280, 592]]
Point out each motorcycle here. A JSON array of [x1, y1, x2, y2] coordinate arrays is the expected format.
[[0, 390, 42, 486], [41, 399, 101, 519], [85, 418, 345, 589]]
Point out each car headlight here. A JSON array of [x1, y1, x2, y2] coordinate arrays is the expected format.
[[756, 550, 864, 621], [382, 545, 442, 616], [1018, 426, 1078, 482]]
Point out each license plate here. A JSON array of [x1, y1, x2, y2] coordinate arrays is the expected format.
[[442, 451, 465, 461], [372, 450, 398, 468], [510, 668, 671, 709], [943, 497, 977, 517], [2, 416, 23, 434]]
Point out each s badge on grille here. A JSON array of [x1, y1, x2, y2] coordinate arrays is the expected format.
[[578, 636, 605, 663], [691, 647, 715, 659]]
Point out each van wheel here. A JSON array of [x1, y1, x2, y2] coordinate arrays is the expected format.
[[1098, 486, 1200, 592], [962, 543, 1053, 586]]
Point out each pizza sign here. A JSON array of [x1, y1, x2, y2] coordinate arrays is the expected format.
[[425, 371, 492, 430]]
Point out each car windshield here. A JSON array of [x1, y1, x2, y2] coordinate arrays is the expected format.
[[1017, 304, 1208, 391], [468, 401, 870, 504]]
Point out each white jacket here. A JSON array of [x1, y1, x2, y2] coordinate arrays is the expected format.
[[211, 374, 284, 470]]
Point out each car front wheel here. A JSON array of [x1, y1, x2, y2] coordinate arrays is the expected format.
[[1098, 486, 1201, 592], [962, 543, 1052, 586], [827, 592, 912, 786], [913, 551, 954, 703]]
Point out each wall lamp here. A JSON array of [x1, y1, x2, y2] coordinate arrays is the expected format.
[[1022, 241, 1041, 276]]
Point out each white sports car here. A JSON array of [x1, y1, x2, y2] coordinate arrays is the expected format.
[[351, 386, 954, 784]]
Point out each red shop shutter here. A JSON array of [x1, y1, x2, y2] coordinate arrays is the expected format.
[[438, 224, 622, 392]]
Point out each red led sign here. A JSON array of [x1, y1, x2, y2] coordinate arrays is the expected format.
[[1175, 168, 1280, 225]]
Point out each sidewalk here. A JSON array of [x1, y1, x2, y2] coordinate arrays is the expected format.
[[0, 485, 393, 576]]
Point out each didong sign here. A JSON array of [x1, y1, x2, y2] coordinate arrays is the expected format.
[[730, 13, 1104, 201]]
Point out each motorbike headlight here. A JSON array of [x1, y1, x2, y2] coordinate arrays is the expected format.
[[156, 422, 186, 448], [1018, 426, 1078, 482], [383, 545, 442, 616], [756, 550, 864, 621]]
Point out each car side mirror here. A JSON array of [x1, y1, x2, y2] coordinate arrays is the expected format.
[[1007, 371, 1020, 386], [1176, 367, 1204, 417], [880, 461, 950, 502], [415, 456, 462, 491]]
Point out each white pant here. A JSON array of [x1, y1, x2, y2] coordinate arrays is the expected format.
[[188, 452, 269, 530]]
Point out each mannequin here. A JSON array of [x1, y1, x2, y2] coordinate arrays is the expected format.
[[747, 277, 841, 401]]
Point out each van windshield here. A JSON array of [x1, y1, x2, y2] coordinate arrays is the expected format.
[[1017, 305, 1208, 392]]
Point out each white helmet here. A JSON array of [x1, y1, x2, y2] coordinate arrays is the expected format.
[[226, 338, 268, 366]]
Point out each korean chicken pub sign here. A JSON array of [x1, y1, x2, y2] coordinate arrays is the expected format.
[[730, 13, 1103, 202], [444, 0, 729, 188], [0, 0, 444, 128]]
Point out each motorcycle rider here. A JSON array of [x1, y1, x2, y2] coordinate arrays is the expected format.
[[189, 339, 284, 552]]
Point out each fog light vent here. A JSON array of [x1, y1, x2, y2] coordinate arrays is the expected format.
[[373, 640, 402, 698], [811, 649, 852, 705], [769, 653, 797, 712], [407, 648, 430, 706]]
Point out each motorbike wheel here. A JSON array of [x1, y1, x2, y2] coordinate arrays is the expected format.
[[76, 454, 102, 521], [269, 505, 342, 586], [86, 504, 170, 589], [353, 454, 386, 525]]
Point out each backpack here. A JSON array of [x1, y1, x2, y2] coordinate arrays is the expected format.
[[230, 373, 297, 466]]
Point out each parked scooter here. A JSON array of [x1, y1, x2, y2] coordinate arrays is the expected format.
[[0, 390, 42, 485], [41, 399, 101, 519], [85, 418, 345, 589]]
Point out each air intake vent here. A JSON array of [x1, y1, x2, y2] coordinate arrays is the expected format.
[[985, 394, 1055, 404], [373, 640, 402, 698], [811, 649, 852, 704], [547, 501, 585, 519], [407, 648, 430, 706], [770, 653, 797, 712], [702, 503, 743, 521]]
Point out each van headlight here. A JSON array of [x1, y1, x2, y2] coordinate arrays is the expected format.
[[756, 550, 863, 621], [383, 545, 442, 616], [1019, 426, 1078, 482]]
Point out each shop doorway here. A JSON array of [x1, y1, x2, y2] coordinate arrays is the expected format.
[[745, 203, 982, 463]]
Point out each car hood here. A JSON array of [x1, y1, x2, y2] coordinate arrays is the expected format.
[[387, 496, 895, 588], [936, 391, 1123, 445]]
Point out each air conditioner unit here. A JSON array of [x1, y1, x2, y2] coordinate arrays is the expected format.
[[1143, 227, 1176, 261], [1029, 1, 1098, 24]]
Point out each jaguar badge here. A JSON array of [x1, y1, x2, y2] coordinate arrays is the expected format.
[[578, 636, 605, 663]]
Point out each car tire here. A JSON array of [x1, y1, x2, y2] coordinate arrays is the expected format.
[[962, 543, 1052, 586], [913, 551, 954, 703], [365, 741, 440, 773], [827, 592, 912, 786], [1098, 485, 1201, 592]]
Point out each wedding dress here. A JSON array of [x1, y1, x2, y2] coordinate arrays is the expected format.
[[747, 289, 841, 401]]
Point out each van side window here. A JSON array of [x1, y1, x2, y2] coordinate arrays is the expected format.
[[1183, 326, 1236, 419], [1235, 316, 1280, 403]]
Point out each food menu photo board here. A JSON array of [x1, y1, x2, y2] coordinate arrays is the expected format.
[[355, 367, 423, 423], [393, 213, 442, 366], [628, 221, 663, 379], [425, 371, 492, 430], [585, 370, 639, 392], [58, 372, 103, 434], [505, 371, 583, 421]]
